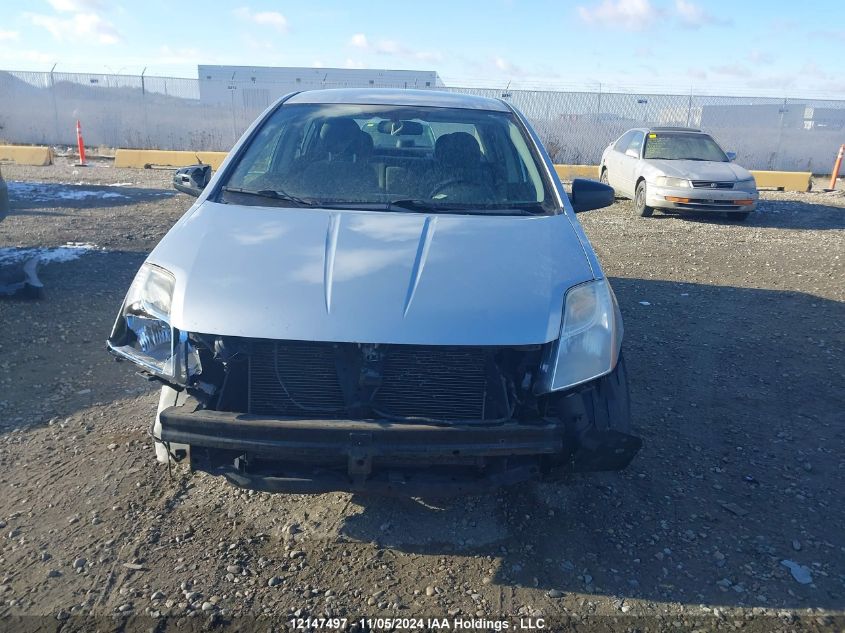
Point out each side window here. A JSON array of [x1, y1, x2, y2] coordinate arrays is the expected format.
[[228, 118, 287, 187], [614, 131, 635, 152], [626, 131, 644, 157]]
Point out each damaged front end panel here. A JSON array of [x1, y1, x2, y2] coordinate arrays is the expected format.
[[110, 323, 640, 495]]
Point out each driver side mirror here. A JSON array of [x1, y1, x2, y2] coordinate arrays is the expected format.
[[173, 164, 211, 197], [726, 151, 737, 161], [569, 178, 615, 213]]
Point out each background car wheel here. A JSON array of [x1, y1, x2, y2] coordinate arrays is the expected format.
[[600, 169, 609, 185], [635, 181, 653, 217], [726, 212, 750, 222]]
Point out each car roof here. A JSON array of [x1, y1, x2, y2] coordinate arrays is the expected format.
[[285, 88, 511, 112], [647, 126, 703, 133], [622, 127, 704, 134]]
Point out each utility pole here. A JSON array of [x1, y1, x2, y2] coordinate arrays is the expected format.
[[49, 62, 60, 144]]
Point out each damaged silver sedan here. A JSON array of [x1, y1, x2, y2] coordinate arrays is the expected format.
[[108, 89, 640, 495]]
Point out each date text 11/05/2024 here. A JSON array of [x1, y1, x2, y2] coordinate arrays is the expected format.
[[289, 617, 548, 630]]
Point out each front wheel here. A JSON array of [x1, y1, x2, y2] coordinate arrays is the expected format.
[[635, 181, 653, 217]]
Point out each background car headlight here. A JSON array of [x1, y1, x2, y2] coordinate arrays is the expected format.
[[734, 177, 757, 192], [108, 263, 182, 377], [543, 279, 623, 392], [655, 176, 691, 188]]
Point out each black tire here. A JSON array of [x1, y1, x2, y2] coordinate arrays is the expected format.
[[726, 211, 750, 222], [599, 168, 609, 185], [635, 180, 653, 217]]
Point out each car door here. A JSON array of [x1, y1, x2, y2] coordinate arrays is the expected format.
[[615, 130, 644, 197], [604, 131, 635, 192]]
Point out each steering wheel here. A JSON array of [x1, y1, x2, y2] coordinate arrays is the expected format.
[[428, 178, 477, 199]]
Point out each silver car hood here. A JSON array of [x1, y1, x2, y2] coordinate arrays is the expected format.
[[148, 202, 594, 345], [647, 159, 752, 181]]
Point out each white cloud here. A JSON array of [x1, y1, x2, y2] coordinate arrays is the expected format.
[[375, 39, 403, 55], [577, 0, 656, 30], [711, 63, 751, 77], [748, 50, 773, 65], [25, 11, 120, 44], [47, 0, 103, 12], [0, 30, 19, 41], [349, 33, 368, 49], [414, 50, 443, 63], [345, 58, 364, 69], [0, 48, 53, 64], [493, 56, 524, 75], [346, 33, 441, 64], [674, 0, 727, 28], [233, 7, 288, 33]]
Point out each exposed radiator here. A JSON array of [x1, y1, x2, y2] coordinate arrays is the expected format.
[[247, 341, 495, 421]]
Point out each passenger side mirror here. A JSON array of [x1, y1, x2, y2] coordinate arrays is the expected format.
[[569, 178, 615, 213], [726, 151, 737, 161], [625, 148, 639, 158], [173, 164, 211, 197]]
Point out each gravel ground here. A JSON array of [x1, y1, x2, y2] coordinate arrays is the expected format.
[[0, 158, 843, 632]]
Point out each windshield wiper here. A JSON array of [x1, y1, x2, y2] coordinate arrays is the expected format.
[[385, 199, 538, 214], [385, 199, 459, 213], [221, 186, 318, 207]]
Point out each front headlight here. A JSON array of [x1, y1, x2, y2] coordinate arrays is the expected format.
[[734, 177, 756, 192], [654, 176, 691, 188], [542, 279, 623, 392], [108, 263, 186, 378]]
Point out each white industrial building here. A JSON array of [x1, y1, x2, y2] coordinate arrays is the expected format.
[[197, 65, 444, 108]]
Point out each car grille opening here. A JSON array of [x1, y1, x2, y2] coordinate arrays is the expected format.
[[690, 180, 734, 189], [245, 340, 515, 422]]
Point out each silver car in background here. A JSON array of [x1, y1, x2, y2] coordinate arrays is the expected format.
[[600, 127, 758, 220]]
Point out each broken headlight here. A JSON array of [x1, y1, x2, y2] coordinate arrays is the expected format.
[[107, 263, 190, 380], [542, 279, 623, 392]]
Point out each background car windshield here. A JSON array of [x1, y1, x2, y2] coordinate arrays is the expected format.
[[643, 133, 728, 162], [222, 103, 553, 213]]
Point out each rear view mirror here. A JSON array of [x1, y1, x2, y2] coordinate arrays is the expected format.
[[569, 178, 615, 213], [376, 120, 424, 135], [625, 148, 639, 158], [173, 164, 211, 197], [726, 151, 737, 161]]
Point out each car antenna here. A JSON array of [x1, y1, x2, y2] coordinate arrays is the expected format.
[[195, 154, 203, 165]]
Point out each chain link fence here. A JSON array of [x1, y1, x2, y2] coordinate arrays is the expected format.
[[1, 69, 844, 171]]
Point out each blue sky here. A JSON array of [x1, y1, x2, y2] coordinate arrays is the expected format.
[[0, 0, 843, 97]]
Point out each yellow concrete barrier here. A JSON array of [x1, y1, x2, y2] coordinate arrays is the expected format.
[[554, 165, 600, 180], [749, 170, 811, 192], [114, 149, 228, 170], [0, 145, 53, 166], [554, 165, 812, 192]]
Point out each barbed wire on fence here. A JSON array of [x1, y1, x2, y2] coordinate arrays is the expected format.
[[1, 68, 843, 171]]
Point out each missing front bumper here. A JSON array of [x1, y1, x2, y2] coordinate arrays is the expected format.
[[159, 404, 641, 495]]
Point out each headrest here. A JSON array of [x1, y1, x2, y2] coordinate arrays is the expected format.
[[319, 118, 362, 154], [434, 132, 481, 167]]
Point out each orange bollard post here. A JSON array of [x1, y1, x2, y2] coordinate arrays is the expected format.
[[829, 144, 844, 191], [76, 120, 87, 167]]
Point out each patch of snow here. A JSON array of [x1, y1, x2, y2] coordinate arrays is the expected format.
[[0, 242, 101, 266], [7, 181, 129, 201]]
